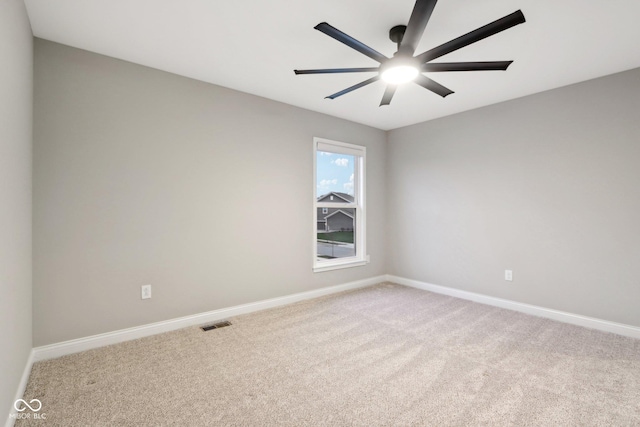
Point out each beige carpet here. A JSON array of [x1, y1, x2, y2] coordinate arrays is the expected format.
[[17, 283, 640, 426]]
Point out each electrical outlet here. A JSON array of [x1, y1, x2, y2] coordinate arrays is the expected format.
[[505, 270, 513, 281], [141, 284, 152, 299]]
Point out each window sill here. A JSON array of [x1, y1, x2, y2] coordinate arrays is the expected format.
[[313, 258, 368, 273]]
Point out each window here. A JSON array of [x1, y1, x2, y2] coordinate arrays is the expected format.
[[313, 137, 367, 272]]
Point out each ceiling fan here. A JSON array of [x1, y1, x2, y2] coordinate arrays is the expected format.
[[294, 0, 526, 106]]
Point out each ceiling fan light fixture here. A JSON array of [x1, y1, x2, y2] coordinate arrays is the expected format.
[[380, 55, 421, 85], [380, 64, 419, 84]]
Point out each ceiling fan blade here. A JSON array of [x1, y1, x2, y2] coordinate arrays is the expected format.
[[416, 10, 525, 64], [380, 85, 397, 106], [326, 76, 380, 99], [414, 75, 454, 97], [315, 22, 389, 63], [399, 0, 438, 55], [294, 67, 379, 75], [423, 61, 513, 72]]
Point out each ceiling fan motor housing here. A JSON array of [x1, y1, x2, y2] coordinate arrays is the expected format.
[[389, 25, 407, 47]]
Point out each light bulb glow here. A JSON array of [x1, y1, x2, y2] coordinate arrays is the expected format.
[[381, 65, 419, 84]]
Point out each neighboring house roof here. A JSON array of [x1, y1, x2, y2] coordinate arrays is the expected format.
[[317, 192, 354, 203], [325, 209, 354, 219]]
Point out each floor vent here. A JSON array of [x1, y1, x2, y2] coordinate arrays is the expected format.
[[201, 321, 232, 331]]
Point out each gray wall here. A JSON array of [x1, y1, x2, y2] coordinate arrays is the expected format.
[[33, 40, 387, 346], [0, 0, 33, 419], [29, 35, 640, 349], [388, 68, 640, 327]]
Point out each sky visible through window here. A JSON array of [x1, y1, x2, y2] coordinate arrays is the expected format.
[[316, 151, 355, 197]]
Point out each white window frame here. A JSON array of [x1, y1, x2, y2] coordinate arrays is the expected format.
[[313, 137, 367, 272]]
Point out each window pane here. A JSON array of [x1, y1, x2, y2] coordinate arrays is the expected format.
[[317, 210, 356, 260], [313, 138, 365, 272], [316, 151, 356, 199]]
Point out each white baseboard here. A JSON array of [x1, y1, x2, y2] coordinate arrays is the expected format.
[[387, 275, 640, 339], [5, 349, 35, 427], [33, 275, 386, 362]]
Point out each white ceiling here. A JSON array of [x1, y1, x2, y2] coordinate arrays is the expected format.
[[23, 0, 640, 130]]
